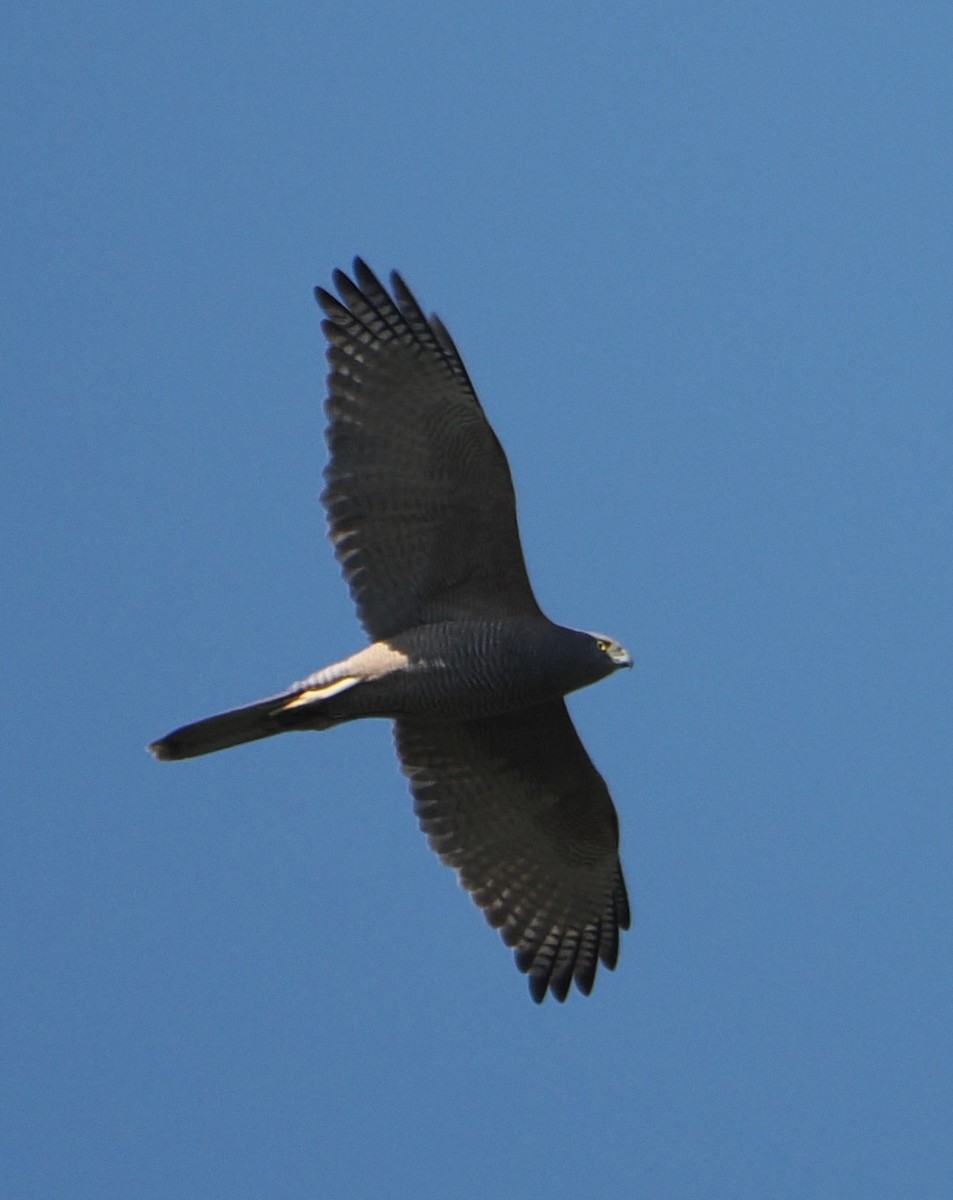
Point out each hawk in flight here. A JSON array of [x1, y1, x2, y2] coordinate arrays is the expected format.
[[150, 260, 632, 1002]]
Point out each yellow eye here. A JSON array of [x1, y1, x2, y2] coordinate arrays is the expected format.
[[596, 639, 611, 653]]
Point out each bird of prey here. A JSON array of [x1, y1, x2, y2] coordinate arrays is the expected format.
[[150, 260, 632, 1002]]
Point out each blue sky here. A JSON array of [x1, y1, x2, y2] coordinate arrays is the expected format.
[[4, 3, 952, 1197]]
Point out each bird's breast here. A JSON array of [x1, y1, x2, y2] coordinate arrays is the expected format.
[[346, 619, 603, 722]]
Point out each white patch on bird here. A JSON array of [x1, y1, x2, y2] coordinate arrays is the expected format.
[[288, 641, 411, 697], [352, 641, 412, 678], [278, 676, 360, 709]]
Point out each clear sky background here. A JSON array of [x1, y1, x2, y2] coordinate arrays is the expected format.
[[4, 4, 952, 1197]]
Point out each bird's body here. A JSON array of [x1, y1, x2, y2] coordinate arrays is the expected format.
[[151, 261, 633, 1002], [155, 618, 626, 757]]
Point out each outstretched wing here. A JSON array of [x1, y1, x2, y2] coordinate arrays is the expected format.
[[316, 259, 542, 641], [394, 701, 630, 1003]]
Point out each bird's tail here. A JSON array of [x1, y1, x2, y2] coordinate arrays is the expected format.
[[148, 674, 359, 762]]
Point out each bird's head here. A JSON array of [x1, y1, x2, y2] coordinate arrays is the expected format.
[[588, 633, 634, 671]]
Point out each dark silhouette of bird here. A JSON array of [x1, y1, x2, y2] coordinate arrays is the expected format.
[[150, 260, 632, 1002]]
